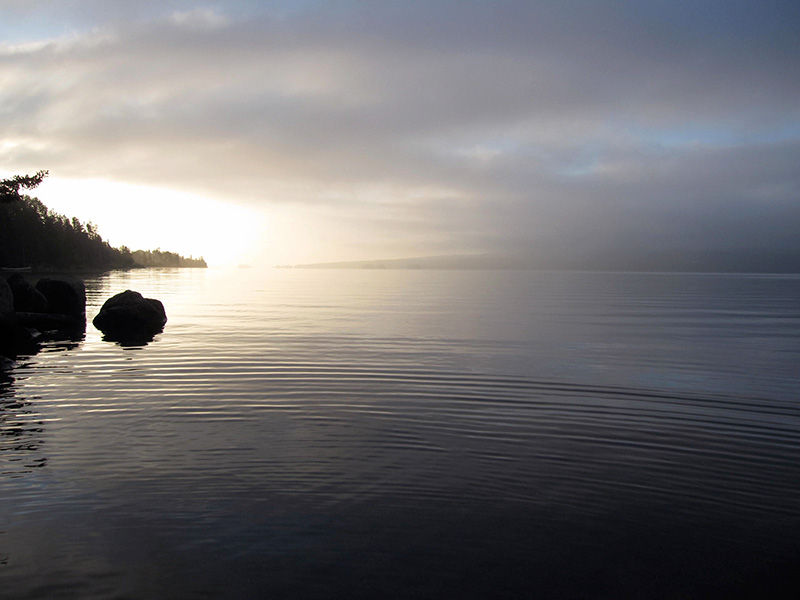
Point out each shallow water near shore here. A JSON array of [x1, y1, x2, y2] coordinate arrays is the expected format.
[[2, 268, 800, 599]]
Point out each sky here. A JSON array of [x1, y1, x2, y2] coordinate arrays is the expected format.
[[1, 0, 799, 267]]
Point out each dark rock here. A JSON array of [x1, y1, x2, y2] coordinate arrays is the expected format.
[[0, 277, 12, 320], [1, 276, 89, 363], [0, 306, 37, 362], [93, 290, 167, 344], [1, 278, 18, 361], [2, 320, 38, 349], [16, 311, 84, 331], [36, 277, 86, 317], [0, 319, 21, 361], [7, 274, 49, 312]]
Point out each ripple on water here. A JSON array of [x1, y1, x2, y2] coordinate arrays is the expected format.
[[2, 269, 800, 599]]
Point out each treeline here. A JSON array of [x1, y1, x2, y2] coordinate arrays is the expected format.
[[0, 195, 133, 269], [0, 194, 206, 270], [129, 249, 207, 268]]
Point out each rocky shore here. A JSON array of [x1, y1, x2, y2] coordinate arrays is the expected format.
[[1, 274, 86, 364], [1, 274, 167, 365]]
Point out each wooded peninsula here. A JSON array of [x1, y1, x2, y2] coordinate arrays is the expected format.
[[0, 172, 206, 270]]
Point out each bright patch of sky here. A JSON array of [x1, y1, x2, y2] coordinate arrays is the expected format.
[[0, 0, 329, 43], [30, 177, 266, 266]]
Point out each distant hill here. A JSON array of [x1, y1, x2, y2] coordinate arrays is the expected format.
[[286, 254, 518, 270], [285, 249, 800, 273]]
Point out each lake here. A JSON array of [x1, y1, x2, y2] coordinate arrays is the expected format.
[[2, 268, 799, 599]]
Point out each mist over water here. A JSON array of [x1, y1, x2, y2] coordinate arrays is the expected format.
[[2, 268, 799, 599]]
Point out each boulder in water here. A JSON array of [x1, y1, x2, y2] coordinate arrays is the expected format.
[[36, 277, 86, 317], [7, 274, 49, 313], [93, 290, 167, 343], [1, 275, 87, 361], [0, 278, 17, 360], [1, 277, 37, 360]]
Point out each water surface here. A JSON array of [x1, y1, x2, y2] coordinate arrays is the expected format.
[[2, 269, 799, 599]]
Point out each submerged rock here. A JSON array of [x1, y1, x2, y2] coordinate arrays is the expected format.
[[93, 290, 167, 344]]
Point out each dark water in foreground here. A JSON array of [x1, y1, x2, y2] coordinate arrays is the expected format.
[[2, 268, 799, 599]]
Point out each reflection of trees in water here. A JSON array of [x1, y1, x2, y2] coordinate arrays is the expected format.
[[0, 370, 46, 478], [1, 340, 81, 569], [1, 333, 86, 478]]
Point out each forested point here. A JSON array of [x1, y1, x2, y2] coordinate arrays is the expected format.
[[129, 249, 207, 268], [0, 173, 206, 270]]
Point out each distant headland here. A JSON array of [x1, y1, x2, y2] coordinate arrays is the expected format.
[[283, 249, 800, 273]]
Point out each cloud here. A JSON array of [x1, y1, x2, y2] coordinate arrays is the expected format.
[[169, 8, 230, 30], [1, 0, 799, 262]]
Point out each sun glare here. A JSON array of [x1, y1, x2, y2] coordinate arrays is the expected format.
[[32, 178, 265, 267]]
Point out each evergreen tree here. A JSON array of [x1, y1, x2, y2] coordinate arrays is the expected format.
[[0, 170, 48, 203]]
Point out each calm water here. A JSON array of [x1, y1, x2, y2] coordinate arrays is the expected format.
[[2, 268, 799, 599]]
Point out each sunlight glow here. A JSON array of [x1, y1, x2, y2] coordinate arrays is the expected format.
[[33, 178, 266, 266]]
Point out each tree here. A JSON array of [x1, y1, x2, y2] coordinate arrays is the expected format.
[[0, 170, 48, 203]]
